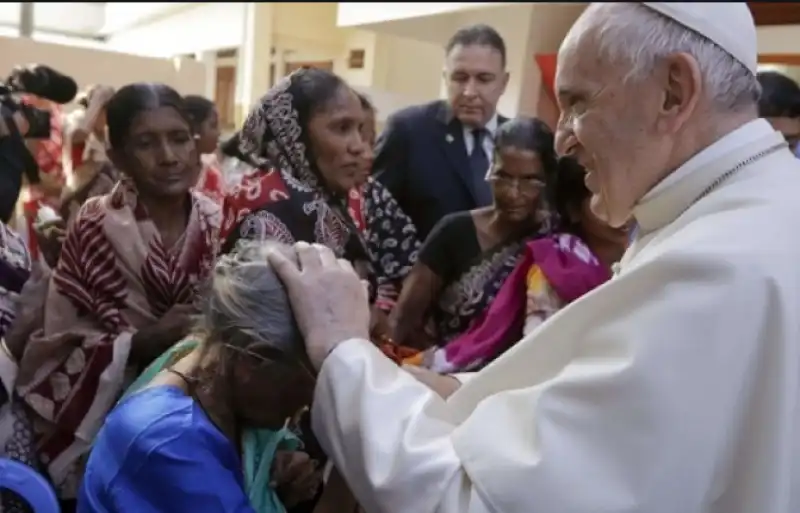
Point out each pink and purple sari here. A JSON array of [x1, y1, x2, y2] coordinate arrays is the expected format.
[[405, 233, 610, 373]]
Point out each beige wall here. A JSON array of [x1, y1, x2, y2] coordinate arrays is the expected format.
[[349, 3, 586, 119], [97, 1, 580, 123], [226, 3, 446, 122], [0, 36, 207, 97], [757, 25, 800, 54]]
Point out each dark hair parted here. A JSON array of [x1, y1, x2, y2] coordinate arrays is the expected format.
[[445, 24, 507, 67], [290, 67, 351, 130], [493, 117, 559, 176], [105, 83, 190, 149], [757, 71, 800, 119], [183, 94, 216, 133]]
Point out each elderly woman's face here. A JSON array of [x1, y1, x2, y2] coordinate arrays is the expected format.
[[306, 86, 367, 195], [488, 146, 548, 224], [554, 29, 674, 228], [233, 344, 315, 429]]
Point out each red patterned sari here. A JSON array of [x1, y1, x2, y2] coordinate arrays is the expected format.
[[195, 154, 226, 206], [15, 179, 220, 498]]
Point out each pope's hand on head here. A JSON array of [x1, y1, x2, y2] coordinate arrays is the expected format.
[[267, 242, 371, 369]]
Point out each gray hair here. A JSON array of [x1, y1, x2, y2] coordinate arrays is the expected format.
[[576, 3, 760, 112], [199, 240, 301, 355]]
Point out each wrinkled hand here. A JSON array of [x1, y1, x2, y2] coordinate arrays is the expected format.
[[267, 242, 370, 369], [402, 365, 462, 399], [271, 450, 322, 508]]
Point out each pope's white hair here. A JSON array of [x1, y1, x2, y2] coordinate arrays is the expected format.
[[571, 3, 760, 112]]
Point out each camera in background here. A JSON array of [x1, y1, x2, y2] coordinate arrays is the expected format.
[[0, 64, 78, 223], [0, 64, 78, 139]]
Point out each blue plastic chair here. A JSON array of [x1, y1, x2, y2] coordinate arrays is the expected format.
[[0, 458, 59, 513]]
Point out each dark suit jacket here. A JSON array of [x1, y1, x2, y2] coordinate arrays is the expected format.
[[373, 100, 509, 240]]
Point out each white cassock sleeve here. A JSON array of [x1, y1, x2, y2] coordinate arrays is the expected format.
[[311, 339, 486, 513], [312, 250, 778, 513]]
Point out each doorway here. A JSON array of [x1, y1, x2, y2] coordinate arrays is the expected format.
[[215, 66, 237, 131]]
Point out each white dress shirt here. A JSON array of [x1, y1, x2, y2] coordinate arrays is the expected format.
[[463, 113, 499, 161]]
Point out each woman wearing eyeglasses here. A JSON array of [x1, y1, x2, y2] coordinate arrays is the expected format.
[[390, 118, 625, 373], [78, 242, 320, 513]]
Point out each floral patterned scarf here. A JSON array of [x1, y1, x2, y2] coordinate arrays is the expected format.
[[218, 71, 372, 277]]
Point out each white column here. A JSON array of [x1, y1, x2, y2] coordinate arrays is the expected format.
[[199, 51, 218, 101], [235, 2, 274, 127], [19, 2, 34, 38]]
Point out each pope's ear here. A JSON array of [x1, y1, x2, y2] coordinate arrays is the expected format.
[[657, 52, 702, 134]]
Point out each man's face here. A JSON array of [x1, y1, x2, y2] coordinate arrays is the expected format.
[[554, 33, 674, 228], [765, 116, 800, 153], [444, 44, 509, 128]]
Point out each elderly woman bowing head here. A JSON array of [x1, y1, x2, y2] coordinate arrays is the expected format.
[[79, 241, 320, 513]]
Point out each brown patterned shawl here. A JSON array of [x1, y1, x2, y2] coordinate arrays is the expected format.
[[14, 178, 220, 497]]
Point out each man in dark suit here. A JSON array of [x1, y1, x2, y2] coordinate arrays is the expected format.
[[374, 24, 510, 239]]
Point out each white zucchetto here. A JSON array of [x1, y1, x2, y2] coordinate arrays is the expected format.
[[643, 3, 757, 75]]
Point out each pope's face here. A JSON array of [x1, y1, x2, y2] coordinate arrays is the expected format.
[[554, 33, 672, 228]]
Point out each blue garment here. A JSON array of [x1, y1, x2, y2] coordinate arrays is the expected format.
[[78, 386, 256, 513]]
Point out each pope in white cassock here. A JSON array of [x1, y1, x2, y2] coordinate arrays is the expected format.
[[268, 3, 800, 513]]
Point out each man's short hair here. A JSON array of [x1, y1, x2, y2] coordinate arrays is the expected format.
[[757, 71, 800, 119], [445, 24, 506, 68]]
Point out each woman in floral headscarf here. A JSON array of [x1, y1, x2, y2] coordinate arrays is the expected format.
[[219, 68, 419, 334]]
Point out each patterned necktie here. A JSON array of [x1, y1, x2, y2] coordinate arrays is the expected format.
[[469, 128, 492, 205]]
